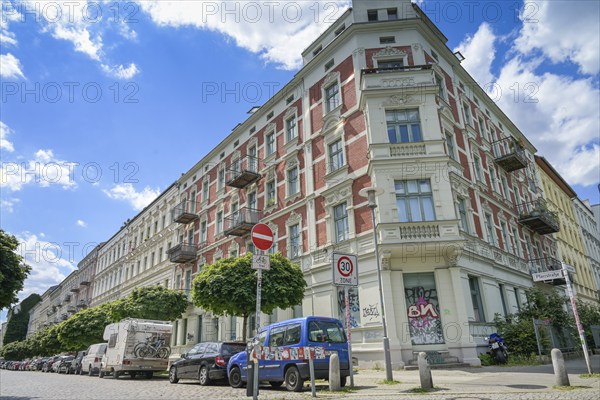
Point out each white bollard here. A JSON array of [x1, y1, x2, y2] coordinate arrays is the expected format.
[[418, 352, 433, 390], [551, 348, 570, 387], [329, 352, 341, 391]]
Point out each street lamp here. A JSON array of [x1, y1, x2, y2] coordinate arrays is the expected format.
[[358, 186, 393, 382]]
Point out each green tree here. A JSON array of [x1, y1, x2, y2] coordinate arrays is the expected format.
[[111, 285, 188, 322], [57, 303, 114, 350], [0, 229, 31, 310], [575, 300, 600, 347], [192, 253, 306, 341], [0, 340, 30, 360], [3, 293, 41, 344]]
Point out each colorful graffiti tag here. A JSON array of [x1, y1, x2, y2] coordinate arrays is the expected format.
[[404, 285, 444, 345], [337, 287, 361, 328]]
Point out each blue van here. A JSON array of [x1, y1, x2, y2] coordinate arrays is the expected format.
[[227, 316, 350, 392]]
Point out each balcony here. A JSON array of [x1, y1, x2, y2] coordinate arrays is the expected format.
[[70, 287, 79, 293], [518, 199, 560, 235], [67, 305, 77, 313], [77, 301, 88, 309], [492, 137, 528, 172], [224, 207, 260, 237], [226, 156, 261, 189], [63, 294, 71, 302], [529, 256, 565, 285], [61, 313, 69, 321], [171, 200, 199, 224], [79, 279, 90, 286], [368, 140, 445, 160], [361, 64, 434, 93], [167, 243, 198, 263]]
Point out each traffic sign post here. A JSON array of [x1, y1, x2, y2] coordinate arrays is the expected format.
[[332, 253, 358, 387], [250, 223, 273, 400]]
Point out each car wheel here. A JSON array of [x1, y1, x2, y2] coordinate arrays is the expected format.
[[113, 370, 120, 379], [284, 366, 304, 392], [270, 381, 283, 388], [130, 372, 137, 380], [99, 369, 104, 378], [228, 366, 243, 388], [169, 366, 179, 384], [145, 372, 153, 379], [88, 366, 93, 377], [198, 365, 211, 386]]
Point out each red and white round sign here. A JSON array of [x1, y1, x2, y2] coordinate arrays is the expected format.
[[332, 253, 358, 286], [251, 223, 274, 251], [337, 256, 353, 277]]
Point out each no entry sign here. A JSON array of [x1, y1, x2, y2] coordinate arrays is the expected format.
[[251, 223, 274, 251], [332, 253, 358, 286]]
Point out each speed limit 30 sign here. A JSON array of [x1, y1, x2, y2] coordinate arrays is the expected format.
[[332, 253, 358, 286]]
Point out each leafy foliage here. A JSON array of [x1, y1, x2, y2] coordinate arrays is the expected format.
[[111, 286, 188, 322], [192, 253, 306, 340], [0, 229, 31, 309], [3, 293, 41, 344], [57, 303, 114, 350]]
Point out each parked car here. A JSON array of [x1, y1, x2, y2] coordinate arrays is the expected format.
[[35, 358, 48, 371], [57, 356, 75, 373], [227, 316, 350, 392], [68, 351, 87, 375], [169, 341, 246, 385], [81, 343, 107, 376], [42, 356, 60, 372]]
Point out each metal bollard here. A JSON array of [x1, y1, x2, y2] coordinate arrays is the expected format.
[[551, 348, 570, 387], [418, 352, 433, 390]]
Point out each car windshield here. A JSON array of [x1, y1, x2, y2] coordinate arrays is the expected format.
[[308, 320, 347, 343], [222, 344, 246, 356]]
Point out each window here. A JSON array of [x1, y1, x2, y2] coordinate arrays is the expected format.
[[395, 180, 435, 222], [158, 247, 163, 262], [386, 109, 422, 143], [463, 102, 472, 126], [283, 324, 302, 345], [334, 203, 349, 243], [247, 242, 255, 254], [328, 139, 344, 172], [285, 117, 297, 142], [445, 131, 456, 160], [200, 220, 207, 243], [435, 74, 446, 99], [289, 224, 300, 258], [202, 180, 209, 202], [324, 83, 340, 113], [378, 59, 404, 69], [189, 191, 196, 213], [387, 8, 398, 20], [266, 132, 275, 156], [187, 229, 194, 245], [431, 49, 439, 61], [473, 154, 483, 182], [248, 191, 257, 210], [489, 166, 499, 192], [379, 36, 395, 44], [218, 168, 225, 190], [312, 45, 322, 56], [501, 176, 509, 198], [287, 167, 299, 196], [457, 198, 469, 233], [267, 111, 274, 120], [367, 9, 378, 21], [266, 179, 276, 205], [499, 284, 508, 316], [150, 252, 155, 267], [286, 95, 294, 105], [469, 276, 485, 322], [478, 117, 488, 141], [334, 24, 345, 36], [161, 215, 166, 230], [484, 213, 496, 245], [324, 59, 334, 71], [511, 228, 522, 257], [216, 211, 223, 234], [500, 222, 510, 252]]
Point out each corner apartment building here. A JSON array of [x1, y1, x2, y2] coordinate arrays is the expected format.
[[535, 156, 600, 304], [573, 198, 600, 300], [162, 0, 563, 367]]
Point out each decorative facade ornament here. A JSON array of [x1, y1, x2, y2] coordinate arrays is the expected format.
[[374, 46, 407, 58], [444, 246, 461, 267], [381, 250, 392, 270], [352, 47, 365, 58], [265, 122, 276, 133], [384, 95, 417, 106], [411, 43, 422, 51], [229, 241, 239, 254], [323, 71, 340, 87], [287, 211, 302, 225], [285, 107, 297, 119], [213, 248, 223, 260]]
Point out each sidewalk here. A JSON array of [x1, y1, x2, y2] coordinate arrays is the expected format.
[[326, 355, 600, 399]]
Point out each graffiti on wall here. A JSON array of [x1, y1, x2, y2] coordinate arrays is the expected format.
[[337, 287, 361, 328], [404, 285, 444, 345]]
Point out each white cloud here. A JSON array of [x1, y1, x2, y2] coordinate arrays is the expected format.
[[15, 232, 76, 300], [0, 53, 25, 78], [0, 198, 20, 213], [0, 4, 20, 46], [454, 22, 496, 87], [136, 1, 351, 70], [101, 63, 140, 79], [104, 183, 161, 211], [0, 121, 15, 152], [457, 11, 600, 189], [515, 0, 600, 75], [0, 147, 78, 191], [76, 219, 87, 228]]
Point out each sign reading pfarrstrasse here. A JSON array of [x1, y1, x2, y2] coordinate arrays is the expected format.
[[532, 270, 564, 282]]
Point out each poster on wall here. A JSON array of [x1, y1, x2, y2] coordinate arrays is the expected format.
[[337, 286, 361, 328], [404, 273, 444, 345]]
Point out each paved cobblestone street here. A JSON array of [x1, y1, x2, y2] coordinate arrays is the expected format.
[[1, 356, 599, 400]]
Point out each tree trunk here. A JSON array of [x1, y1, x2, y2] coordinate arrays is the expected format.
[[242, 314, 248, 342]]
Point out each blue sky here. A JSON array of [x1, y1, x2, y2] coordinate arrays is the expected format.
[[1, 0, 599, 320]]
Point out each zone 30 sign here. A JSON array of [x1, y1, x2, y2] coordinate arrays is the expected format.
[[332, 253, 358, 286]]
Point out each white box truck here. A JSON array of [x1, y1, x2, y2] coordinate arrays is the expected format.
[[99, 318, 172, 379]]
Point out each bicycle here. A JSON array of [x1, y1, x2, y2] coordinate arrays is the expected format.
[[134, 335, 171, 359]]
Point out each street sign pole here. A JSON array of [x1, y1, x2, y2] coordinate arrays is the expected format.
[[253, 262, 261, 400], [344, 286, 354, 387], [562, 262, 593, 374]]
